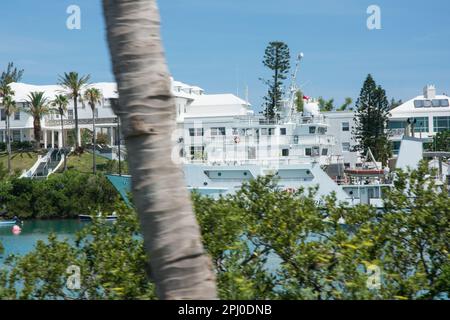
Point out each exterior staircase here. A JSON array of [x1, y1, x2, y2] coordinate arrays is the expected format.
[[21, 148, 66, 179]]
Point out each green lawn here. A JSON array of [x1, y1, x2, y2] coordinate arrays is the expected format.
[[0, 151, 39, 174], [65, 152, 110, 174]]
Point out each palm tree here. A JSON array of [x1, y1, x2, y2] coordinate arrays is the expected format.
[[0, 62, 24, 97], [84, 88, 103, 174], [25, 92, 50, 150], [3, 95, 17, 174], [1, 63, 24, 173], [52, 94, 69, 171], [58, 72, 90, 148], [102, 0, 217, 299]]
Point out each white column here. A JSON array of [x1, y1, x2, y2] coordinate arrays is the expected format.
[[110, 126, 114, 146], [51, 130, 55, 148], [77, 127, 81, 147], [44, 130, 47, 148], [58, 130, 63, 148]]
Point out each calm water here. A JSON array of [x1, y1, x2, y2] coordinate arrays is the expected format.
[[0, 220, 85, 263]]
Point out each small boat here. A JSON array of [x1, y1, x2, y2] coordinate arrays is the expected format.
[[0, 220, 19, 226], [78, 212, 117, 222]]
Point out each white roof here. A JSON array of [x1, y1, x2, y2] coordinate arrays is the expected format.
[[8, 80, 204, 102], [390, 94, 450, 115], [190, 94, 250, 107], [9, 82, 119, 102]]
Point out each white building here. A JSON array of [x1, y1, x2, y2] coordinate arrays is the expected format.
[[325, 85, 450, 163], [0, 79, 248, 149], [389, 85, 450, 154]]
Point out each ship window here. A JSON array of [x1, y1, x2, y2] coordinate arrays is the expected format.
[[432, 99, 441, 107], [232, 128, 239, 135], [211, 127, 226, 136], [282, 149, 289, 157], [261, 128, 275, 136], [318, 127, 327, 134], [217, 172, 222, 177], [305, 148, 312, 156], [342, 142, 350, 152], [280, 128, 287, 135], [424, 100, 432, 107], [309, 126, 316, 134], [342, 122, 350, 132], [312, 147, 320, 156], [321, 148, 328, 156]]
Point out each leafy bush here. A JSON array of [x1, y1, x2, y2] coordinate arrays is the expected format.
[[0, 171, 120, 219], [96, 132, 109, 145], [11, 141, 33, 150], [99, 159, 129, 175], [0, 203, 155, 299], [0, 161, 448, 300]]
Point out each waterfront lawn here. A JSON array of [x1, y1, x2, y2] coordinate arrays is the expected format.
[[0, 151, 38, 174], [65, 151, 109, 173]]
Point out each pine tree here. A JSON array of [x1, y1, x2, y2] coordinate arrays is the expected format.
[[353, 74, 391, 165], [261, 42, 290, 120]]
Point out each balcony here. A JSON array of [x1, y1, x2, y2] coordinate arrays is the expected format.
[[45, 117, 119, 127]]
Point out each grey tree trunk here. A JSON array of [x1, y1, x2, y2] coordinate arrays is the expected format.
[[6, 115, 11, 174], [102, 0, 217, 299], [92, 108, 96, 174]]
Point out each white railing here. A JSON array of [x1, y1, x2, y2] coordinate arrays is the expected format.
[[185, 157, 320, 167], [20, 149, 54, 178]]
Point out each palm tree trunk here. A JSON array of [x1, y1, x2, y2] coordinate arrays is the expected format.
[[92, 108, 96, 174], [6, 116, 11, 174], [34, 119, 41, 150], [60, 112, 67, 171], [102, 0, 217, 299], [74, 97, 80, 147]]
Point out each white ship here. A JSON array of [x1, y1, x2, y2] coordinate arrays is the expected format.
[[176, 53, 385, 206]]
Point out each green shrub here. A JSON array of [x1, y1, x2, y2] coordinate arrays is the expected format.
[[0, 171, 120, 219]]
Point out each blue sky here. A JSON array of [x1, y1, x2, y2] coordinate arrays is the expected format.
[[1, 0, 449, 110]]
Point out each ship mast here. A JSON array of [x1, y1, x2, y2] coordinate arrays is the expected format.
[[288, 52, 304, 121]]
